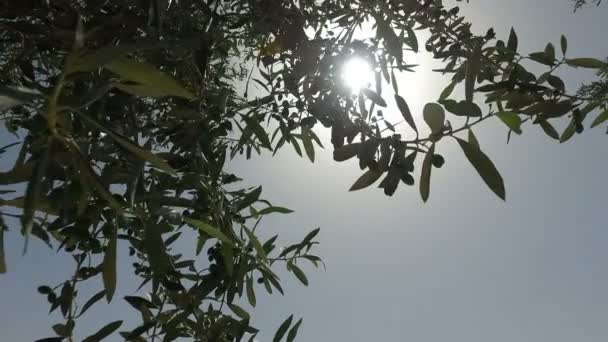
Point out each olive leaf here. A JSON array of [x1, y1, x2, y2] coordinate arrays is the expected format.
[[455, 138, 506, 200]]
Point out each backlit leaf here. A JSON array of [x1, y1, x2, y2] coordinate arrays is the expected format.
[[82, 320, 123, 342], [419, 144, 434, 202], [456, 138, 506, 200], [286, 318, 303, 342], [334, 143, 361, 162], [349, 169, 383, 191], [566, 58, 607, 69], [496, 112, 522, 134], [273, 315, 294, 342], [362, 88, 387, 107], [591, 109, 608, 128], [102, 226, 117, 302], [395, 95, 418, 134], [423, 103, 445, 134], [185, 218, 234, 247]]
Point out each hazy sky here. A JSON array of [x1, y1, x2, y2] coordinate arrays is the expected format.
[[2, 1, 608, 341]]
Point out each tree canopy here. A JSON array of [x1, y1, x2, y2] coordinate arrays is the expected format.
[[0, 0, 607, 341]]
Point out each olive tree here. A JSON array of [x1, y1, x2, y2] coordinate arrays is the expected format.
[[0, 0, 606, 341]]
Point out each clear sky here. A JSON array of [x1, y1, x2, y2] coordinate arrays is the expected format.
[[2, 1, 608, 341]]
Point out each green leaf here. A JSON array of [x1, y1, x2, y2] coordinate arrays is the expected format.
[[71, 44, 139, 72], [246, 276, 257, 307], [423, 103, 445, 134], [507, 28, 518, 53], [0, 221, 5, 273], [591, 109, 608, 128], [547, 75, 565, 92], [465, 48, 481, 103], [22, 142, 51, 254], [529, 52, 554, 66], [243, 226, 267, 261], [79, 290, 106, 316], [74, 111, 176, 175], [362, 88, 387, 107], [105, 58, 195, 99], [443, 100, 482, 117], [185, 218, 234, 247], [566, 58, 607, 69], [244, 116, 272, 150], [496, 112, 522, 134], [301, 128, 315, 163], [81, 320, 123, 342], [286, 318, 303, 342], [439, 81, 457, 101], [333, 143, 361, 162], [257, 206, 294, 216], [419, 144, 434, 202], [273, 315, 294, 342], [228, 303, 250, 320], [468, 129, 480, 149], [394, 94, 418, 134], [143, 221, 171, 277], [539, 120, 560, 140], [289, 263, 309, 286], [237, 186, 262, 211], [349, 169, 383, 191], [544, 43, 556, 62], [405, 25, 419, 52], [560, 119, 577, 143], [102, 226, 117, 302], [455, 138, 506, 200], [560, 35, 568, 55]]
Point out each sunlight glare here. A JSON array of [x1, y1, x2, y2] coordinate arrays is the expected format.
[[341, 57, 374, 92]]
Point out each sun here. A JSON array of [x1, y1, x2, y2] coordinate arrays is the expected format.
[[341, 57, 374, 93]]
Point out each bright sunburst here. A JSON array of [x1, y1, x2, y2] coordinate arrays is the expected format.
[[341, 57, 374, 92]]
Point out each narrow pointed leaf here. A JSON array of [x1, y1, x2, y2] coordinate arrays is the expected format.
[[79, 290, 106, 316], [539, 120, 560, 140], [394, 95, 418, 134], [349, 169, 383, 191], [246, 276, 256, 307], [185, 218, 234, 247], [286, 318, 303, 342], [565, 58, 607, 69], [591, 109, 608, 128], [289, 263, 309, 286], [228, 303, 250, 320], [273, 315, 294, 342], [419, 144, 434, 202], [22, 143, 51, 254], [102, 226, 117, 302], [81, 320, 123, 342], [362, 88, 387, 107], [455, 138, 505, 200]]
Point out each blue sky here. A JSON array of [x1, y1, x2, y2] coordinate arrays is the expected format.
[[2, 1, 608, 341]]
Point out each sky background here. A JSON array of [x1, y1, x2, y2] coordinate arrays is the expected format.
[[2, 1, 608, 341]]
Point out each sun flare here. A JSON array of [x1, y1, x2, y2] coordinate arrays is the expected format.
[[341, 57, 374, 92]]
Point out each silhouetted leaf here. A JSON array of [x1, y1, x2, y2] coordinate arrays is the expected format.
[[333, 143, 361, 162], [419, 144, 434, 202], [423, 103, 445, 134], [507, 28, 518, 53], [468, 129, 480, 149], [286, 318, 303, 342], [257, 206, 294, 216], [229, 303, 250, 320], [349, 169, 383, 191], [560, 119, 577, 143], [539, 120, 560, 140], [439, 81, 457, 100], [301, 129, 315, 163], [289, 263, 308, 286], [566, 58, 607, 69], [246, 276, 256, 307], [395, 95, 418, 134], [362, 88, 387, 107], [237, 186, 262, 211], [81, 320, 122, 342], [560, 35, 568, 55], [22, 142, 51, 254], [273, 315, 294, 342], [143, 221, 171, 277], [465, 48, 481, 103], [79, 290, 106, 316], [456, 138, 505, 200], [102, 225, 117, 302]]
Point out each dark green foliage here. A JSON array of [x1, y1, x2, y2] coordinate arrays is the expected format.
[[0, 0, 607, 341]]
